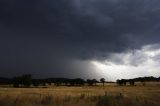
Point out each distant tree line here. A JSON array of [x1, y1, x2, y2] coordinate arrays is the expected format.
[[0, 75, 159, 87], [0, 74, 106, 88], [117, 76, 160, 86], [13, 74, 32, 87]]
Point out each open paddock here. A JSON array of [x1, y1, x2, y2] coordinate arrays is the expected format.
[[0, 83, 160, 106]]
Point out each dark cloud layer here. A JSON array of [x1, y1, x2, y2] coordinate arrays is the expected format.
[[0, 0, 160, 78]]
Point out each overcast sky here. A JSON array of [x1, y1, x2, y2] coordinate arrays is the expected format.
[[0, 0, 160, 80]]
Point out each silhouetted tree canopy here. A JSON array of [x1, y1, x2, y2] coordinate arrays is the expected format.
[[0, 74, 159, 87], [116, 76, 159, 86], [100, 78, 105, 86], [13, 74, 32, 87]]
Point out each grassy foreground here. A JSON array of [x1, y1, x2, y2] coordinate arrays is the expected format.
[[0, 83, 160, 106]]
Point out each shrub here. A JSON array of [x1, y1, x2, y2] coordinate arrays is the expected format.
[[97, 95, 111, 106], [79, 93, 85, 99], [63, 95, 71, 102], [41, 95, 54, 105]]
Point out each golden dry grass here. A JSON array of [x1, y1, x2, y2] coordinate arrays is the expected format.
[[0, 83, 160, 106]]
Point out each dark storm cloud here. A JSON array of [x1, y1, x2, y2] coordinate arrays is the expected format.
[[0, 0, 160, 77]]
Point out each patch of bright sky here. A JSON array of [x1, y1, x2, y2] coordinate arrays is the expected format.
[[91, 44, 160, 81]]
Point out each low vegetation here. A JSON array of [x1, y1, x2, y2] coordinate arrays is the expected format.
[[0, 75, 160, 106], [0, 83, 160, 106]]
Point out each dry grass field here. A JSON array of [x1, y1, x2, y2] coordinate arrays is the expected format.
[[0, 82, 160, 106]]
